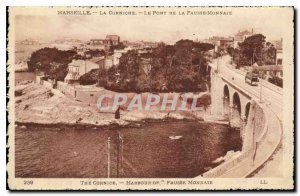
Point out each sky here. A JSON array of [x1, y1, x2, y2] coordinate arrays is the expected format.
[[14, 7, 289, 43]]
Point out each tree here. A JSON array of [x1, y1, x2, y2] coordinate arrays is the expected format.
[[27, 47, 76, 80], [101, 40, 214, 92], [150, 40, 213, 92], [117, 50, 141, 91], [227, 46, 234, 57], [268, 76, 283, 87], [79, 69, 98, 85], [262, 42, 277, 65], [234, 34, 266, 67]]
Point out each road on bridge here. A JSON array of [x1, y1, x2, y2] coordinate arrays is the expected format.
[[209, 55, 284, 178], [210, 55, 282, 117]]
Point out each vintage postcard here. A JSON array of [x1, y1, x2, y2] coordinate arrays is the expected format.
[[7, 6, 294, 190]]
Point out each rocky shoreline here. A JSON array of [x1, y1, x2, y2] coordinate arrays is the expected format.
[[14, 81, 226, 127]]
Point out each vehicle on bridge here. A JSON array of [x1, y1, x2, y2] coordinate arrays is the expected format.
[[245, 71, 259, 86]]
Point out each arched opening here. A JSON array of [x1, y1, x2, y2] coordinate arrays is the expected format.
[[223, 85, 230, 118], [231, 92, 242, 128], [233, 92, 241, 115], [245, 102, 251, 120]]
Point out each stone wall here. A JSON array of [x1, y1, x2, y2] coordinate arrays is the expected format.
[[202, 150, 252, 178], [41, 80, 53, 89], [242, 100, 266, 152], [210, 71, 223, 115], [57, 81, 76, 98], [203, 100, 267, 177], [35, 75, 42, 84]]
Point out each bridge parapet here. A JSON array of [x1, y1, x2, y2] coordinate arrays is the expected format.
[[229, 67, 283, 95]]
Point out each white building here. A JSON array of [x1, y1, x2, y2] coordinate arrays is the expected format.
[[64, 57, 104, 83], [105, 56, 114, 69], [234, 29, 254, 48], [113, 48, 131, 66], [272, 38, 283, 65]]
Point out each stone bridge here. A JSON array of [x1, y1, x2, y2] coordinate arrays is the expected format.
[[211, 72, 252, 129], [202, 55, 283, 178]]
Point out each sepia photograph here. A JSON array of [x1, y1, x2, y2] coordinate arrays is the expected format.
[[6, 6, 294, 190]]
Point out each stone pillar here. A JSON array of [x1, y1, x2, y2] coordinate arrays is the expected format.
[[228, 104, 234, 126], [242, 100, 256, 152], [210, 72, 223, 116], [222, 97, 225, 116], [222, 96, 229, 118], [240, 115, 247, 141]]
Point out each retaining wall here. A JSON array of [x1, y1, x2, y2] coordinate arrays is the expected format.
[[41, 80, 53, 89], [57, 81, 76, 98], [202, 99, 268, 178], [35, 75, 42, 84]]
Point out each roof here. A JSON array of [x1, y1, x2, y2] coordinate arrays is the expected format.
[[89, 56, 105, 63], [68, 59, 100, 68], [69, 60, 84, 67]]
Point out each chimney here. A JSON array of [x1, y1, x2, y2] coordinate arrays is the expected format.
[[251, 28, 254, 34]]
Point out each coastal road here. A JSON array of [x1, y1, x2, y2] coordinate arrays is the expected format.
[[210, 55, 283, 178], [211, 55, 282, 116]]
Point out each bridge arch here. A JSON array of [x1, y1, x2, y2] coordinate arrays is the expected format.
[[245, 102, 251, 120], [223, 85, 230, 118], [233, 92, 241, 115], [210, 73, 252, 120], [230, 92, 242, 127]]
